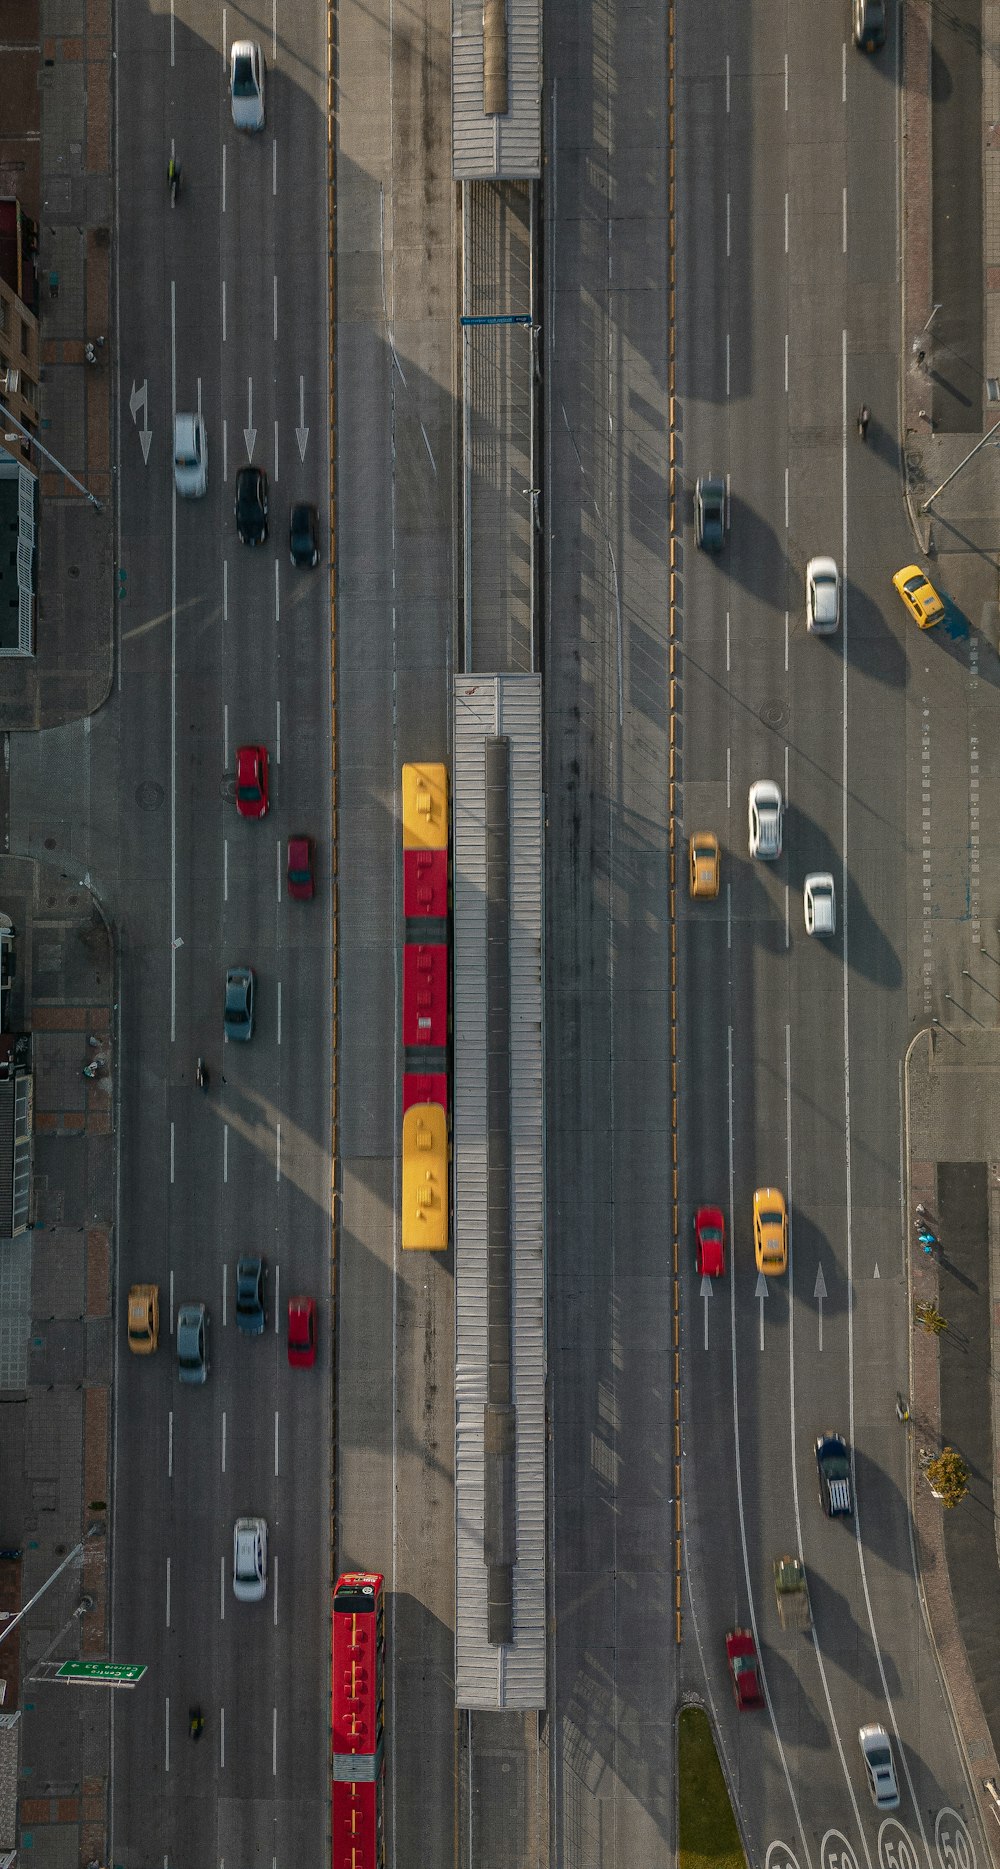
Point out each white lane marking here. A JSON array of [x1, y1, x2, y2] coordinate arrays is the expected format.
[[755, 1271, 767, 1349], [170, 281, 178, 1045], [272, 1553, 278, 1628], [727, 1024, 814, 1869], [784, 884, 790, 949], [224, 557, 229, 625], [223, 416, 228, 485], [786, 1024, 873, 1867], [700, 1273, 712, 1350], [276, 838, 281, 902], [222, 277, 227, 345], [274, 1262, 280, 1331], [274, 419, 279, 489], [224, 1125, 229, 1185], [726, 741, 731, 806], [842, 185, 848, 254], [275, 698, 281, 764], [784, 465, 789, 531], [784, 740, 789, 803], [784, 191, 789, 255], [221, 1411, 226, 1474], [272, 275, 278, 344], [224, 838, 229, 905], [726, 610, 731, 675], [785, 331, 789, 394], [725, 50, 730, 112], [726, 880, 732, 951], [220, 1553, 225, 1622], [271, 136, 277, 195], [276, 1121, 281, 1182], [165, 1556, 171, 1628], [167, 1411, 173, 1480], [272, 1705, 277, 1776], [274, 1409, 279, 1476], [840, 330, 935, 1869], [277, 979, 282, 1045], [169, 1271, 175, 1335], [164, 1696, 170, 1773], [222, 1262, 227, 1326], [784, 607, 789, 674], [726, 193, 731, 260], [223, 701, 229, 769], [170, 1121, 175, 1185], [222, 140, 227, 216], [784, 50, 789, 110], [842, 36, 847, 103], [814, 1262, 827, 1349], [220, 1704, 225, 1770]]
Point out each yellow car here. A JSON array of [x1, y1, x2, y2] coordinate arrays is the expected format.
[[753, 1188, 788, 1275], [127, 1283, 159, 1355], [689, 832, 721, 899], [892, 564, 945, 630]]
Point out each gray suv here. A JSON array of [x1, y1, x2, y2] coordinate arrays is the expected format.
[[176, 1302, 208, 1384]]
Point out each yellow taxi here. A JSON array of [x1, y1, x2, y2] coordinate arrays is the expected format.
[[127, 1283, 159, 1355], [892, 564, 945, 630], [689, 832, 721, 899], [753, 1188, 788, 1276]]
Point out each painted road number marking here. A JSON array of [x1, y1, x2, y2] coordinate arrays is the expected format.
[[935, 1810, 976, 1869], [878, 1818, 919, 1869]]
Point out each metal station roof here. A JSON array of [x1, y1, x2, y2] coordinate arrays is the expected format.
[[452, 0, 541, 180], [453, 674, 545, 1709]]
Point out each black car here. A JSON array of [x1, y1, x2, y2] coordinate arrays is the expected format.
[[695, 475, 726, 552], [235, 465, 269, 545], [853, 0, 886, 50], [289, 503, 320, 568], [235, 1255, 266, 1335], [815, 1432, 852, 1517]]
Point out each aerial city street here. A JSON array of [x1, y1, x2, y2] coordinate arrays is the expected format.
[[0, 0, 997, 1866]]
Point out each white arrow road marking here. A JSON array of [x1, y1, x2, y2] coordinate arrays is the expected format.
[[295, 376, 308, 461], [814, 1261, 827, 1351], [700, 1272, 713, 1349], [873, 1261, 881, 1278], [755, 1270, 768, 1349], [129, 379, 152, 463], [244, 378, 256, 457]]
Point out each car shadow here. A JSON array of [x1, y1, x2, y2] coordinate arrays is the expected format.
[[804, 1566, 902, 1698], [759, 1645, 831, 1749], [780, 807, 902, 992], [852, 1446, 914, 1574]]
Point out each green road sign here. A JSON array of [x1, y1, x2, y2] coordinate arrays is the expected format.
[[56, 1661, 146, 1685]]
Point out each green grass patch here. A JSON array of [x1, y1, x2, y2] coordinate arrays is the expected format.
[[678, 1705, 747, 1869]]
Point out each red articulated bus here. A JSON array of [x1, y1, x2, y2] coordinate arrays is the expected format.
[[332, 1572, 385, 1869], [400, 763, 451, 1251]]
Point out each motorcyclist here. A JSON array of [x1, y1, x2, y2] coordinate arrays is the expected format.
[[189, 1706, 203, 1739], [168, 157, 180, 203], [195, 1057, 208, 1091]]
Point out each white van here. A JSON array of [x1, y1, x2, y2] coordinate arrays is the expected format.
[[173, 413, 208, 499]]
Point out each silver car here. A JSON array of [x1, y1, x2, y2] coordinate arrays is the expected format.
[[176, 1302, 208, 1385], [806, 556, 840, 634], [230, 41, 265, 132], [173, 413, 208, 499], [232, 1517, 268, 1602], [748, 781, 782, 860], [804, 873, 836, 937], [859, 1724, 899, 1809]]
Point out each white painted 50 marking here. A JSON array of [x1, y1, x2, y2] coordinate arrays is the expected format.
[[766, 1842, 802, 1869], [935, 1809, 976, 1869], [821, 1828, 862, 1869], [878, 1817, 919, 1869]]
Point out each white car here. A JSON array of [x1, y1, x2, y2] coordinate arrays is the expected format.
[[804, 873, 836, 937], [232, 1516, 268, 1601], [806, 557, 840, 634], [230, 41, 265, 132], [859, 1724, 899, 1809], [748, 781, 782, 860], [173, 413, 207, 499]]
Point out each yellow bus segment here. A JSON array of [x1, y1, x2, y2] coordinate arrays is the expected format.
[[401, 1102, 448, 1250], [402, 763, 449, 851]]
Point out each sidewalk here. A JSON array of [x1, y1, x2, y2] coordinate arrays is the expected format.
[[0, 0, 114, 730], [905, 1030, 1000, 1848]]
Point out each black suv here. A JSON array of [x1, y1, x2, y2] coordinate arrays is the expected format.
[[815, 1433, 852, 1517], [235, 465, 269, 545]]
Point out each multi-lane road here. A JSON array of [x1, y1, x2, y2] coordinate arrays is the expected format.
[[4, 0, 993, 1865], [677, 8, 987, 1869]]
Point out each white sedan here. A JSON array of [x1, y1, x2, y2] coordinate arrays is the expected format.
[[230, 41, 265, 132], [233, 1517, 268, 1601], [806, 556, 840, 634], [748, 781, 782, 860], [804, 873, 836, 937]]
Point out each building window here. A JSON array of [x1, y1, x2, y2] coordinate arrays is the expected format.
[[19, 322, 29, 358]]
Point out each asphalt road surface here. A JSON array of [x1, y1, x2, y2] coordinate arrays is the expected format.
[[676, 8, 989, 1869]]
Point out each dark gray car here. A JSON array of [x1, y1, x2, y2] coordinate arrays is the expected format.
[[224, 966, 255, 1042], [695, 475, 726, 552], [236, 1255, 266, 1334], [176, 1302, 208, 1384]]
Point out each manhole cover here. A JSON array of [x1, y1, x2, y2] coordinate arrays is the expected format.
[[136, 781, 165, 811], [221, 777, 236, 801], [761, 700, 788, 728]]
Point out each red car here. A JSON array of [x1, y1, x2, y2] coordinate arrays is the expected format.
[[726, 1628, 764, 1710], [287, 1295, 317, 1367], [286, 836, 315, 901], [694, 1205, 725, 1277], [236, 744, 269, 819]]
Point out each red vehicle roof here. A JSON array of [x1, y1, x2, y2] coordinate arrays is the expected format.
[[403, 944, 448, 1048], [695, 1205, 726, 1277], [332, 1573, 385, 1762], [287, 1295, 316, 1367], [403, 847, 447, 919], [402, 1072, 447, 1114], [332, 1774, 383, 1868], [235, 743, 269, 819], [725, 1628, 764, 1709]]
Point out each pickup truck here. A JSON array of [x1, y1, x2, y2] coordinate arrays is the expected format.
[[773, 1555, 811, 1630]]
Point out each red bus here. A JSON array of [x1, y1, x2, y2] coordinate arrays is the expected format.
[[332, 1572, 385, 1869]]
